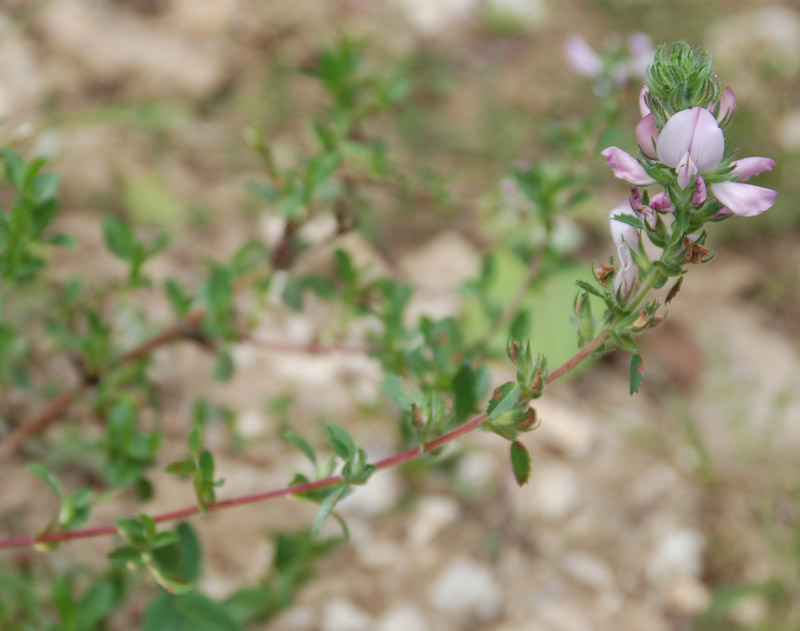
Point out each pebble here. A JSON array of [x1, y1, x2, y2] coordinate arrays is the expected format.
[[339, 469, 401, 516], [377, 603, 430, 631], [407, 495, 460, 545], [429, 555, 503, 621], [559, 552, 615, 590], [536, 400, 598, 459], [390, 0, 479, 36], [38, 1, 225, 100], [663, 577, 711, 616], [647, 529, 705, 586], [321, 598, 373, 631], [526, 463, 583, 521]]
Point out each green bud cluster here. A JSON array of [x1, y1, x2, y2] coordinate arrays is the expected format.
[[644, 41, 720, 128]]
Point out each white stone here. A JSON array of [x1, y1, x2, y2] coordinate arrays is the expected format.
[[527, 463, 582, 521], [664, 577, 711, 616], [237, 409, 269, 439], [321, 598, 373, 631], [407, 495, 460, 545], [455, 450, 499, 492], [339, 469, 401, 516], [648, 529, 705, 585], [536, 399, 597, 459], [377, 603, 430, 631], [164, 0, 239, 37], [38, 1, 225, 100], [0, 35, 42, 120], [429, 556, 502, 621], [391, 0, 479, 35], [560, 552, 615, 590], [277, 606, 317, 631]]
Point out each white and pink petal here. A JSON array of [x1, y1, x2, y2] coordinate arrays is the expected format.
[[710, 181, 778, 217], [601, 147, 655, 185]]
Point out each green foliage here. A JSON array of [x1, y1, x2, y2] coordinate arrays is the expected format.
[[0, 149, 69, 286], [165, 424, 225, 509], [102, 215, 170, 286], [509, 440, 532, 487]]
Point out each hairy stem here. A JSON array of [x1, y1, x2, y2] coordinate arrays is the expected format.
[[0, 330, 608, 551]]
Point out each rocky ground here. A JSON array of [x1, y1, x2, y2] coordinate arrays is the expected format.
[[1, 1, 799, 630]]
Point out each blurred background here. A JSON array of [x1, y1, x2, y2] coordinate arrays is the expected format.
[[1, 1, 799, 630]]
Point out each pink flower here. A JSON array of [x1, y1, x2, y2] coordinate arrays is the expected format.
[[716, 87, 736, 126], [601, 147, 655, 185], [636, 114, 658, 159], [605, 105, 778, 217], [656, 108, 724, 189], [564, 36, 602, 78], [610, 201, 639, 299]]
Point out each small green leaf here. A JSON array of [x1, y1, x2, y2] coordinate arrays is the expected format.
[[611, 212, 645, 230], [311, 485, 348, 535], [325, 423, 355, 461], [510, 440, 532, 486], [27, 462, 65, 499], [152, 522, 202, 585], [214, 349, 235, 382], [380, 374, 423, 412], [144, 591, 241, 631], [116, 517, 147, 544], [629, 353, 644, 395], [102, 215, 136, 261], [486, 382, 521, 420], [165, 459, 197, 476], [284, 431, 317, 465]]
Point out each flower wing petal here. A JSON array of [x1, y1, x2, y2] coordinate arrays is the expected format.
[[710, 181, 778, 217], [731, 157, 775, 181], [636, 114, 659, 159], [601, 147, 655, 185]]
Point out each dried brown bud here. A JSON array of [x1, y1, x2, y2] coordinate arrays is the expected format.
[[518, 405, 538, 430], [411, 404, 423, 428], [665, 277, 684, 304], [632, 309, 649, 329], [594, 264, 614, 286], [682, 237, 713, 264]]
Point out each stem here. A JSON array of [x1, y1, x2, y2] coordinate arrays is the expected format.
[[0, 331, 608, 551]]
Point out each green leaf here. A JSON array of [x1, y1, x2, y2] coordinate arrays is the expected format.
[[281, 274, 336, 311], [284, 431, 317, 465], [214, 349, 235, 382], [153, 523, 202, 585], [102, 215, 136, 261], [27, 462, 65, 499], [188, 425, 203, 454], [629, 353, 644, 395], [1, 148, 25, 187], [325, 423, 356, 461], [510, 440, 532, 486], [610, 212, 645, 230], [144, 591, 241, 631], [165, 459, 197, 476], [116, 517, 147, 544], [486, 382, 521, 420], [76, 581, 115, 630], [380, 374, 423, 412], [311, 485, 348, 535]]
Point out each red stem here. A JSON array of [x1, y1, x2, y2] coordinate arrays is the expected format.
[[0, 331, 607, 551]]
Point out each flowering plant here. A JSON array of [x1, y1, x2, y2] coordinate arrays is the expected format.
[[0, 37, 780, 630]]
